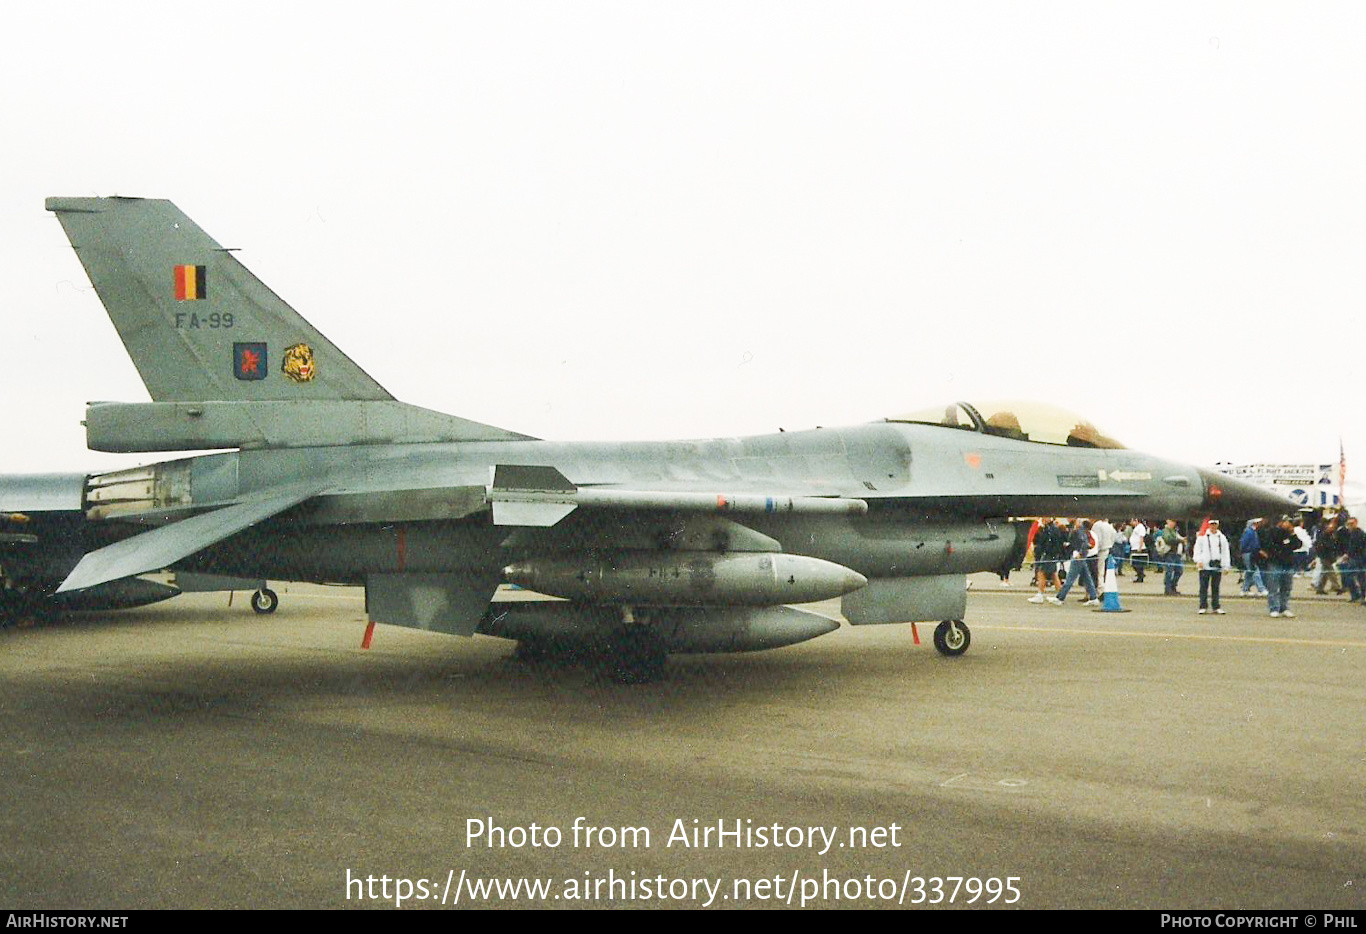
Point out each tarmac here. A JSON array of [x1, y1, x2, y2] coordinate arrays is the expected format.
[[2, 570, 1364, 909]]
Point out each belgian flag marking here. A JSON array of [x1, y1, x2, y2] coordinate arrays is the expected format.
[[174, 264, 207, 301]]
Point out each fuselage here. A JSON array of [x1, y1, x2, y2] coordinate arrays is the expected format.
[[102, 420, 1216, 585], [8, 418, 1272, 601]]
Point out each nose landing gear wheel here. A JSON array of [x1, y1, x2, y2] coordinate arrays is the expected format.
[[250, 588, 279, 615], [933, 619, 970, 656]]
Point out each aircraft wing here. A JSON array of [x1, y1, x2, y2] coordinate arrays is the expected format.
[[56, 484, 325, 593]]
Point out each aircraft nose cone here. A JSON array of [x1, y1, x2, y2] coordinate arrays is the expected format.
[[1197, 469, 1296, 521]]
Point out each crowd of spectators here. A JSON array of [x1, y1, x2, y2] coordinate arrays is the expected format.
[[1014, 508, 1365, 618]]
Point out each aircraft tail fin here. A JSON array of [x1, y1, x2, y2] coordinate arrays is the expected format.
[[46, 196, 393, 403]]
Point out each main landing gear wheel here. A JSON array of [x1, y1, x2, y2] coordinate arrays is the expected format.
[[933, 619, 970, 657], [607, 628, 667, 684], [512, 639, 552, 663], [2, 588, 50, 626], [250, 588, 279, 615]]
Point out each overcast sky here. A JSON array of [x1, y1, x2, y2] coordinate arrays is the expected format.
[[2, 2, 1363, 490]]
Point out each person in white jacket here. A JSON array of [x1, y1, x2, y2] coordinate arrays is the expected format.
[[1193, 519, 1232, 615], [1092, 518, 1118, 584], [1129, 519, 1149, 582]]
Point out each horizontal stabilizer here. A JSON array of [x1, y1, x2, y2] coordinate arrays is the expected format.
[[56, 485, 322, 593], [486, 464, 868, 527]]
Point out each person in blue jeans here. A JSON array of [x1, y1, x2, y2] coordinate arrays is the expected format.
[[1159, 519, 1187, 595], [1260, 516, 1299, 618], [1239, 518, 1267, 596], [1049, 519, 1099, 606], [1341, 517, 1366, 603]]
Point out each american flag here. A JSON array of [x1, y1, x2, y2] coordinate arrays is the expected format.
[[1340, 438, 1347, 504]]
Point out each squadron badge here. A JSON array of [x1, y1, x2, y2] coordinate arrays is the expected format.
[[233, 342, 267, 381], [281, 343, 316, 383]]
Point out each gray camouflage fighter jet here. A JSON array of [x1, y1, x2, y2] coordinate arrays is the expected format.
[[0, 197, 1287, 679]]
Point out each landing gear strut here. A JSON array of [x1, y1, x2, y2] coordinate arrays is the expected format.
[[250, 588, 279, 615], [933, 619, 970, 657], [607, 606, 667, 683]]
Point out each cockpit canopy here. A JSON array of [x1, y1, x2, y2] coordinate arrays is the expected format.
[[887, 400, 1125, 449]]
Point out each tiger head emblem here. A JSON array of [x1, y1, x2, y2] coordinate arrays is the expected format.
[[281, 343, 316, 383]]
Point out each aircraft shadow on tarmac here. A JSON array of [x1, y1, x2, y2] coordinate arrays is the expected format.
[[3, 605, 987, 722]]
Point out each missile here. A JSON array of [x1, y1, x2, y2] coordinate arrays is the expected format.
[[486, 464, 869, 527], [503, 551, 867, 605]]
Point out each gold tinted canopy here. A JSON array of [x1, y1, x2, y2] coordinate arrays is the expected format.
[[888, 400, 1125, 449]]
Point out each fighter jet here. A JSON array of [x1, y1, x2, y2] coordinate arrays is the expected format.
[[0, 197, 1288, 680]]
